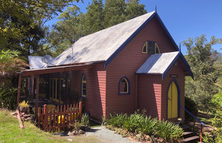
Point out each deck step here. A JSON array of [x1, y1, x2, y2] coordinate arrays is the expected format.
[[183, 131, 193, 136], [182, 136, 199, 142]]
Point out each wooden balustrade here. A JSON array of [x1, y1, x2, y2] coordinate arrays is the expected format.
[[37, 102, 82, 132]]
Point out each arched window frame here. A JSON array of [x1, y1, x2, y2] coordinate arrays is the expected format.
[[81, 73, 87, 98], [155, 43, 160, 54], [142, 41, 160, 54], [118, 76, 130, 95], [142, 41, 148, 54]]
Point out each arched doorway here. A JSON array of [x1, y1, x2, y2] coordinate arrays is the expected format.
[[168, 80, 179, 119]]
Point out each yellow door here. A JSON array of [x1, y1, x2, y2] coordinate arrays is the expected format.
[[168, 81, 178, 119]]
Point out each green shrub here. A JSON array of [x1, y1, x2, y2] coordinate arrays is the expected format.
[[123, 112, 142, 132], [81, 113, 89, 126], [137, 116, 157, 135], [155, 120, 183, 141], [106, 113, 127, 128], [212, 110, 222, 128], [203, 128, 222, 143], [0, 86, 18, 110], [105, 112, 183, 141], [185, 96, 197, 122]]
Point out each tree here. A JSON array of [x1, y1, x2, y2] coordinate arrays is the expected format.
[[125, 0, 146, 19], [0, 50, 28, 77], [85, 0, 104, 34], [47, 6, 86, 56], [0, 0, 82, 58], [103, 0, 126, 28], [183, 35, 222, 112]]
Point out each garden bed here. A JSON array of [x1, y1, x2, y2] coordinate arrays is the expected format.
[[103, 110, 184, 142]]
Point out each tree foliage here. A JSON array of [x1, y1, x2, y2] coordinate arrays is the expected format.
[[0, 0, 81, 58], [183, 35, 222, 112], [0, 50, 28, 78]]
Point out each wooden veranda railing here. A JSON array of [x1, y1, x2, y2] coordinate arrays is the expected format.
[[37, 102, 82, 132]]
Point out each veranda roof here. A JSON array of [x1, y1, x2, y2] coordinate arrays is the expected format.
[[136, 51, 193, 80]]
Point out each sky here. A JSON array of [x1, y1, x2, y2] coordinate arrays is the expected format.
[[46, 0, 222, 55]]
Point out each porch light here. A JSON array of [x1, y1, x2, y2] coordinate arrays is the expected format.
[[62, 80, 66, 87]]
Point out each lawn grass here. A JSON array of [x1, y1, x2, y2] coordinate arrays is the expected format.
[[0, 109, 101, 143]]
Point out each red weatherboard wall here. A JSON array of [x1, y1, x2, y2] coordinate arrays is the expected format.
[[161, 59, 186, 121], [137, 75, 162, 119], [77, 62, 106, 121], [106, 18, 177, 116]]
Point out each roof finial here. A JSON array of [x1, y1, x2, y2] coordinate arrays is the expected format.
[[155, 5, 157, 12], [179, 43, 181, 53]]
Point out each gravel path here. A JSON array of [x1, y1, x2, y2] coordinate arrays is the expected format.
[[84, 126, 139, 143]]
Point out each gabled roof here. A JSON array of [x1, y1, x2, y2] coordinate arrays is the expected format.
[[136, 51, 193, 80], [49, 11, 179, 67], [28, 55, 55, 69]]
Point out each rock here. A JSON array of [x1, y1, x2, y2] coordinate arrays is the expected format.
[[23, 114, 31, 118], [144, 135, 150, 141], [11, 112, 17, 116], [72, 130, 78, 135], [68, 131, 73, 136], [159, 138, 164, 142], [79, 129, 85, 134], [25, 117, 32, 121], [67, 139, 72, 142]]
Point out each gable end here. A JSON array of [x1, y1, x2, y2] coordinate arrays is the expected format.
[[104, 12, 179, 68]]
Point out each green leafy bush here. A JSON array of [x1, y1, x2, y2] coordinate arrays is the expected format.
[[185, 96, 197, 122], [106, 113, 127, 128], [155, 120, 183, 141], [212, 110, 222, 128], [0, 86, 18, 110], [81, 113, 89, 126], [137, 116, 157, 135], [104, 111, 183, 142], [123, 112, 142, 132], [203, 128, 222, 143]]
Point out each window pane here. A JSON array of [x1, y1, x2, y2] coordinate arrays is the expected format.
[[53, 80, 56, 98], [81, 74, 87, 98], [148, 42, 154, 54], [50, 79, 53, 97], [83, 89, 86, 96], [83, 83, 86, 88], [60, 79, 63, 89], [57, 79, 60, 100], [120, 78, 128, 93]]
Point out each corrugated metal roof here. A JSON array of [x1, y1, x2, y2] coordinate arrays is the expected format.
[[28, 55, 55, 69], [49, 11, 156, 66], [136, 51, 179, 74]]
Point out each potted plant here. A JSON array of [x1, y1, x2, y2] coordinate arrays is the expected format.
[[19, 100, 29, 114]]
